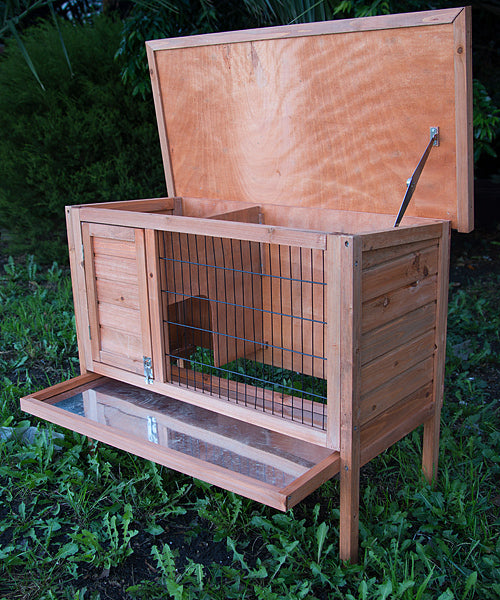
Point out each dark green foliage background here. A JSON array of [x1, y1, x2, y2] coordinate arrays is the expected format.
[[0, 18, 165, 262]]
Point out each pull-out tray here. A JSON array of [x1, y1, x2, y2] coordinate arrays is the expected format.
[[20, 374, 340, 510]]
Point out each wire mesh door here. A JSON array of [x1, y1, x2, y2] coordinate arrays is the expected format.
[[159, 231, 327, 431]]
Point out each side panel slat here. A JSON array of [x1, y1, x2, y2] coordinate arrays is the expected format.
[[360, 237, 440, 429]]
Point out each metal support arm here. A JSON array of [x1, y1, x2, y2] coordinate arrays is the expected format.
[[394, 127, 440, 227]]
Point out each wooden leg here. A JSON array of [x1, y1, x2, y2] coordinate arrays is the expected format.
[[422, 222, 449, 486], [335, 234, 362, 563], [339, 451, 360, 562], [422, 413, 441, 484]]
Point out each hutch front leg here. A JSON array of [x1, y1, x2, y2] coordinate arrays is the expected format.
[[340, 437, 360, 562], [336, 234, 362, 562]]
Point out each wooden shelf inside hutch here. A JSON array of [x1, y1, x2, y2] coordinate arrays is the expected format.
[[21, 6, 473, 563]]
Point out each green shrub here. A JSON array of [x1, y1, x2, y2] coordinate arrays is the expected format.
[[0, 17, 165, 263]]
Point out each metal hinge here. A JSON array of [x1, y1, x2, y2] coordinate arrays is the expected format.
[[143, 356, 153, 384], [147, 416, 158, 444]]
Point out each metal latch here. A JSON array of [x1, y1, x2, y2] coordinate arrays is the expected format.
[[143, 356, 153, 384], [394, 127, 440, 227], [147, 416, 158, 444]]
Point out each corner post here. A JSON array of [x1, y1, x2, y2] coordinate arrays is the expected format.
[[338, 235, 362, 562], [422, 221, 451, 482], [66, 205, 92, 374]]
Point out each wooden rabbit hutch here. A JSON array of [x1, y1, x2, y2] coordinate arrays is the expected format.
[[21, 7, 473, 562]]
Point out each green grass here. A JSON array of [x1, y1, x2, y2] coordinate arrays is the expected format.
[[0, 252, 499, 599], [189, 346, 328, 404]]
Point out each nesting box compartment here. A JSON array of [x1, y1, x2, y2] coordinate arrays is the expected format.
[[21, 7, 473, 562]]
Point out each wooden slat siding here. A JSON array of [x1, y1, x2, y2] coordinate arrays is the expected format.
[[360, 355, 434, 426], [145, 229, 167, 383], [360, 229, 440, 427], [147, 43, 176, 196], [79, 207, 328, 250], [79, 197, 177, 212], [66, 207, 91, 374], [20, 395, 286, 510], [94, 255, 138, 285], [326, 235, 341, 450], [339, 235, 362, 563], [361, 303, 436, 365], [362, 274, 437, 334], [454, 7, 474, 232], [100, 326, 142, 358], [362, 245, 439, 302], [84, 224, 155, 377], [360, 383, 434, 466], [361, 330, 435, 396], [98, 352, 144, 375], [361, 224, 442, 252], [362, 239, 438, 269], [423, 222, 450, 482], [90, 361, 328, 446], [95, 279, 139, 310], [98, 303, 141, 334], [93, 237, 137, 260], [93, 232, 143, 374], [282, 453, 341, 510], [208, 205, 262, 223], [88, 223, 135, 241]]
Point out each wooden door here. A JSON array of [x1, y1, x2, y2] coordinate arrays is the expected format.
[[82, 223, 153, 378]]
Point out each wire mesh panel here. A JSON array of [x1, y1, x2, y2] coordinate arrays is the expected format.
[[159, 231, 327, 430]]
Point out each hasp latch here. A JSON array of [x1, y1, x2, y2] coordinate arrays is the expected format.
[[394, 127, 440, 227], [143, 356, 153, 384], [147, 416, 159, 444]]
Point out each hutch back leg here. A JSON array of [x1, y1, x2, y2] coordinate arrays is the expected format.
[[422, 222, 451, 483]]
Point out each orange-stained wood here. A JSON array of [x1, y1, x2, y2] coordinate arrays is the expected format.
[[338, 235, 362, 563], [145, 229, 167, 383], [360, 383, 435, 466], [147, 8, 472, 231], [66, 206, 91, 374], [82, 224, 154, 377], [453, 7, 474, 232], [21, 7, 474, 566], [281, 453, 341, 509], [422, 222, 450, 482]]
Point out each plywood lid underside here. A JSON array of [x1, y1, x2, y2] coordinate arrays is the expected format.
[[147, 8, 473, 232]]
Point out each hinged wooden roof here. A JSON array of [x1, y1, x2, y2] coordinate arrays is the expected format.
[[146, 7, 473, 232]]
